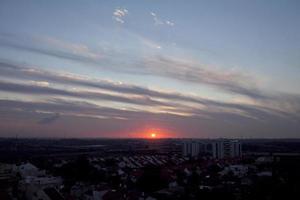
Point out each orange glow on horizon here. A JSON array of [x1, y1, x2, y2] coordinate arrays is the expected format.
[[130, 127, 175, 139]]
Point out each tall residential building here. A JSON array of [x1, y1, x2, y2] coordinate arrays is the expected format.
[[183, 141, 204, 157], [212, 140, 242, 159], [183, 139, 242, 158]]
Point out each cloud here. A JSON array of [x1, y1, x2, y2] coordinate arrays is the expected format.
[[0, 60, 299, 123], [0, 97, 300, 138], [0, 33, 103, 65], [140, 55, 265, 99], [0, 60, 299, 137], [154, 17, 164, 26], [114, 17, 124, 24], [113, 9, 128, 17], [150, 12, 175, 26], [0, 98, 180, 122], [0, 33, 293, 101], [30, 81, 49, 87], [150, 12, 164, 25], [42, 36, 101, 59], [139, 37, 162, 49], [165, 20, 175, 26], [0, 80, 175, 108], [113, 8, 128, 24], [0, 33, 260, 98], [38, 113, 60, 124]]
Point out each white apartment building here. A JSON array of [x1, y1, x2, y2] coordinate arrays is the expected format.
[[212, 140, 242, 159]]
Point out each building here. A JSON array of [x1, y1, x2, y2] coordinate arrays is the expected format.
[[183, 141, 198, 157], [183, 139, 242, 158], [182, 141, 207, 157], [0, 163, 17, 199], [18, 163, 44, 178], [23, 185, 64, 200], [0, 163, 17, 188], [212, 140, 242, 159]]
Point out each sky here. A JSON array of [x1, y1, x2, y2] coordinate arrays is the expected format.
[[0, 0, 300, 138]]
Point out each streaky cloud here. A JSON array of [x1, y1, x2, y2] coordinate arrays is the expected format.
[[0, 60, 299, 123], [38, 113, 60, 124], [0, 98, 299, 138], [0, 33, 264, 99]]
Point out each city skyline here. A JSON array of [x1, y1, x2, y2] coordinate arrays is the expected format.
[[0, 0, 300, 138]]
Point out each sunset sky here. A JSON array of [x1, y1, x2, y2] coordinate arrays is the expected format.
[[0, 0, 300, 138]]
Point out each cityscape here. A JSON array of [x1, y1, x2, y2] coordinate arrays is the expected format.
[[1, 138, 300, 199], [1, 0, 300, 199]]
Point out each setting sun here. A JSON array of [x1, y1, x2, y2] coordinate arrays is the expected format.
[[150, 133, 157, 138]]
